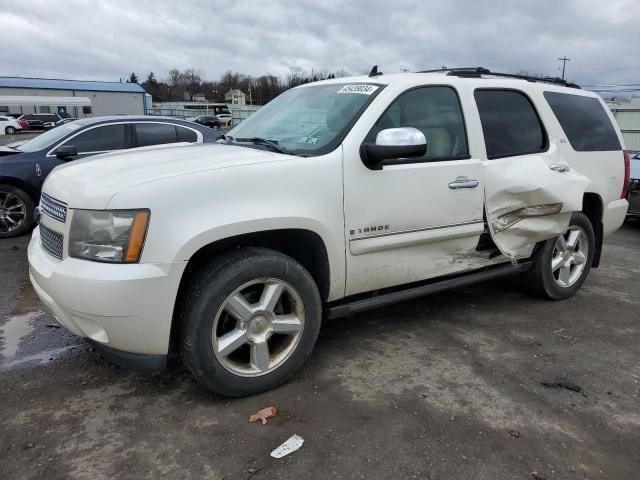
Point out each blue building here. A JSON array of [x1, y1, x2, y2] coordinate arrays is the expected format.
[[0, 77, 147, 118]]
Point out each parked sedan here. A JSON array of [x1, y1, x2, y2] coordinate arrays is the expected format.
[[193, 115, 223, 129], [628, 151, 640, 217], [0, 116, 23, 135], [0, 116, 221, 237]]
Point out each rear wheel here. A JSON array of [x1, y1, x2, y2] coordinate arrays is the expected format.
[[180, 247, 322, 396], [0, 184, 34, 238], [5, 126, 16, 135], [519, 212, 595, 300]]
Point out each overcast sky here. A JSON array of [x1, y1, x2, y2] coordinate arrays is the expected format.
[[1, 0, 638, 92]]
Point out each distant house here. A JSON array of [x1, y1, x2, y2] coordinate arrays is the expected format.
[[192, 93, 208, 102], [225, 89, 246, 106]]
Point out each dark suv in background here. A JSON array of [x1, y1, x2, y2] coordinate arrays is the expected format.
[[18, 113, 64, 130], [0, 116, 221, 237]]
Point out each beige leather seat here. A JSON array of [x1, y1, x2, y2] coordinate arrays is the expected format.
[[401, 100, 452, 157]]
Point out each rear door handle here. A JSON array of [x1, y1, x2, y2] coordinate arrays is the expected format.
[[549, 164, 571, 172], [448, 179, 479, 189]]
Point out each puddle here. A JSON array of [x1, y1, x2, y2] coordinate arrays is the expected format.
[[0, 311, 44, 359], [0, 344, 80, 371]]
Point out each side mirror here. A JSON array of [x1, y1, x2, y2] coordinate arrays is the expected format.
[[360, 127, 427, 169], [55, 145, 78, 160]]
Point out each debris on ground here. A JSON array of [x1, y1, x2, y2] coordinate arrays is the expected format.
[[46, 324, 61, 329], [541, 381, 586, 396], [508, 430, 521, 438], [249, 406, 277, 425], [270, 434, 304, 458], [531, 472, 546, 480]]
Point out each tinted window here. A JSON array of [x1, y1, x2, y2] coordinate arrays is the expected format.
[[544, 92, 620, 151], [176, 126, 197, 142], [135, 123, 178, 147], [366, 86, 469, 162], [67, 124, 128, 153], [475, 90, 546, 159]]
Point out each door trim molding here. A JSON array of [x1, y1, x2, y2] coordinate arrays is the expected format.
[[349, 220, 485, 256]]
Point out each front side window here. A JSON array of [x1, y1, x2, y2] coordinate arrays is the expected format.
[[475, 90, 547, 159], [544, 92, 620, 151], [228, 83, 383, 156], [65, 124, 128, 153], [177, 126, 198, 142], [365, 86, 469, 162], [135, 123, 178, 147]]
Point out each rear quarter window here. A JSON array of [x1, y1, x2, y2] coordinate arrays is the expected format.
[[544, 92, 621, 152]]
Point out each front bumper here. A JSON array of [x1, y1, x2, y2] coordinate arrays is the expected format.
[[28, 226, 186, 359]]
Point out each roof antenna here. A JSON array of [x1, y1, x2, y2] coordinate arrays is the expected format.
[[368, 65, 382, 77]]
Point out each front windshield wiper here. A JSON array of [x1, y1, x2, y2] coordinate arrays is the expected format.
[[227, 136, 291, 155]]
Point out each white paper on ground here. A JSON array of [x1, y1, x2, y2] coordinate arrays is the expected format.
[[270, 434, 304, 458]]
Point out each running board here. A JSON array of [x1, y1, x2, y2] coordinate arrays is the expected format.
[[325, 262, 531, 319]]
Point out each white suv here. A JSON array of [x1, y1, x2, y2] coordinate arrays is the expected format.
[[28, 68, 629, 396]]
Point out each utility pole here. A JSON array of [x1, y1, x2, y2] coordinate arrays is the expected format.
[[400, 67, 410, 73], [558, 56, 570, 80]]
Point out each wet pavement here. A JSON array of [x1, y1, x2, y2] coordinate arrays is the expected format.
[[1, 224, 640, 479]]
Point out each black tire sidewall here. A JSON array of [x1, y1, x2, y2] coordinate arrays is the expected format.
[[181, 248, 322, 396], [537, 212, 595, 299], [0, 184, 35, 238]]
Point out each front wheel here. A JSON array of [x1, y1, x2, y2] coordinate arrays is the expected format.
[[519, 212, 595, 300], [180, 247, 322, 396], [0, 184, 35, 238]]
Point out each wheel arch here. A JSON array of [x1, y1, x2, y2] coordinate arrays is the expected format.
[[169, 228, 332, 356], [0, 176, 40, 203], [582, 192, 603, 268]]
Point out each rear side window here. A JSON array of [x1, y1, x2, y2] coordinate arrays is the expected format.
[[176, 126, 197, 142], [475, 90, 547, 159], [544, 92, 621, 151], [135, 123, 178, 147], [68, 124, 129, 153]]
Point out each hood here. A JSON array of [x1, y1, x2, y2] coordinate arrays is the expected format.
[[0, 145, 21, 157], [43, 143, 285, 209]]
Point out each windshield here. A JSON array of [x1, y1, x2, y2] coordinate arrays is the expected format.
[[17, 123, 83, 152], [227, 82, 383, 156]]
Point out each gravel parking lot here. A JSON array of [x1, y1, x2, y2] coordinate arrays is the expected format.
[[1, 223, 639, 479]]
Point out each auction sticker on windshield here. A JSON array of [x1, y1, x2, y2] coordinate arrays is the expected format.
[[337, 84, 379, 95]]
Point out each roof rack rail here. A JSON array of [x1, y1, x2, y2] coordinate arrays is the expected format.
[[415, 66, 581, 89]]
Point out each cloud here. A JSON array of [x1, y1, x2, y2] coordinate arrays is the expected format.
[[0, 0, 638, 88]]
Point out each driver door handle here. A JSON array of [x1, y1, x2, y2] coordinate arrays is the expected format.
[[448, 178, 479, 189], [549, 163, 571, 172]]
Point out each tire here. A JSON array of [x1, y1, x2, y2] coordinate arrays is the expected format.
[[519, 212, 595, 300], [180, 247, 322, 396], [5, 126, 16, 135], [0, 184, 35, 238]]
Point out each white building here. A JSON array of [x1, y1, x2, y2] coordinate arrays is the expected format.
[[607, 97, 640, 151], [0, 76, 147, 118], [225, 89, 246, 106]]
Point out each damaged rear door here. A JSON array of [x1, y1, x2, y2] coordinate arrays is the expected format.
[[475, 89, 589, 259]]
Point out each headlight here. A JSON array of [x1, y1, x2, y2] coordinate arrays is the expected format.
[[69, 209, 150, 263]]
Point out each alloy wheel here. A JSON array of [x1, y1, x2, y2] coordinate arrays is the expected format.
[[551, 226, 589, 288], [212, 278, 305, 377], [0, 191, 27, 234]]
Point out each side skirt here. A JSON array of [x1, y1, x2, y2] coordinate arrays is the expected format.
[[325, 261, 531, 319]]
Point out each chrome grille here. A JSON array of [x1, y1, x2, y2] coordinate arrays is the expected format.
[[40, 193, 67, 223], [40, 224, 64, 259]]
